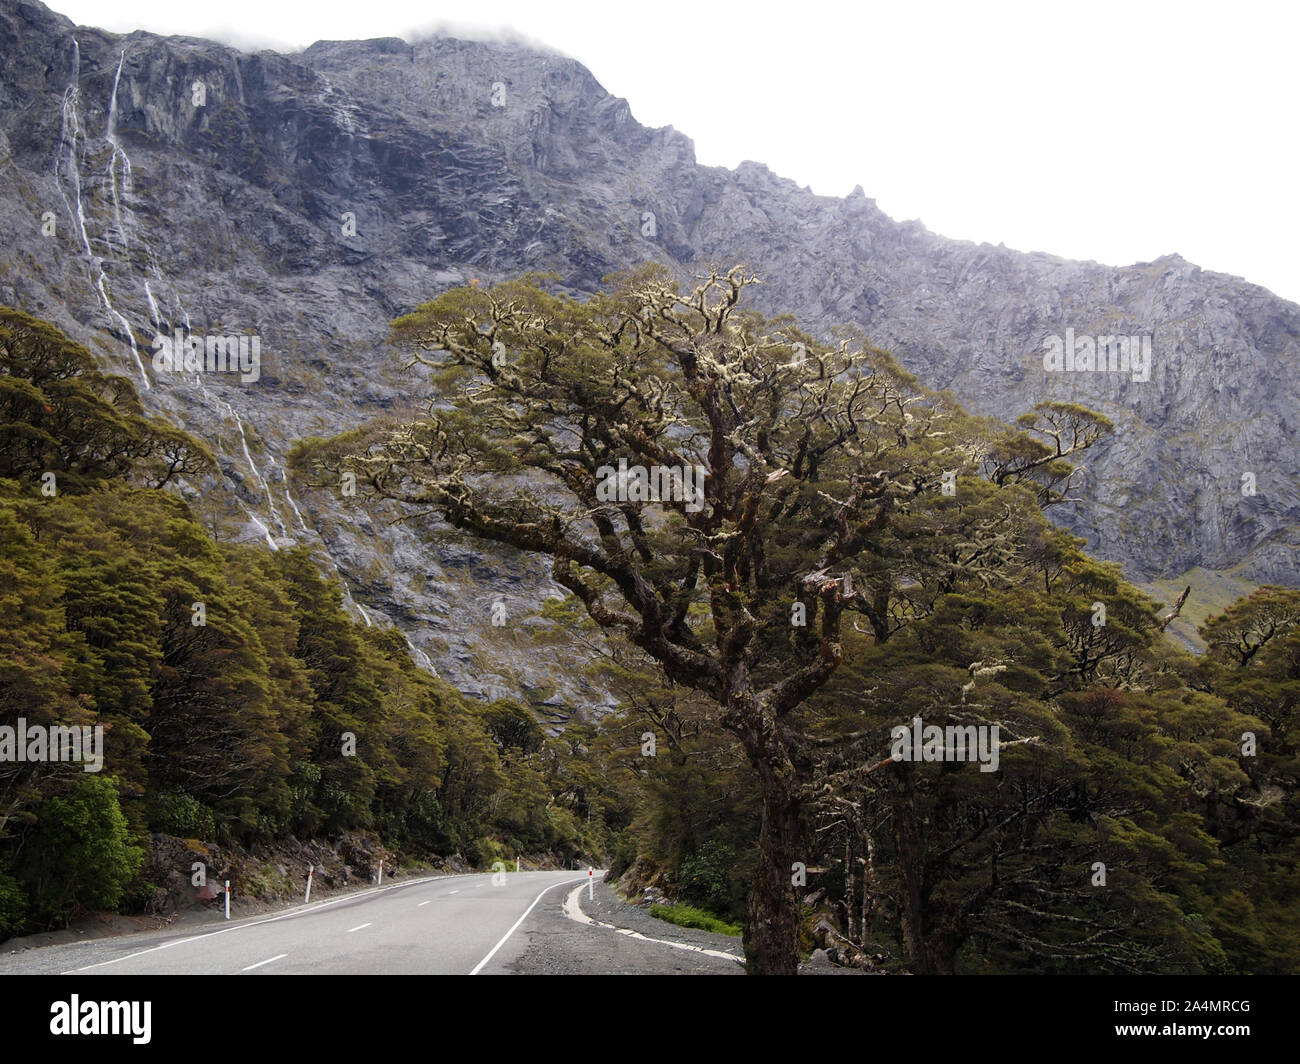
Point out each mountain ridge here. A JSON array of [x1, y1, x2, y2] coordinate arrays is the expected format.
[[0, 0, 1295, 707]]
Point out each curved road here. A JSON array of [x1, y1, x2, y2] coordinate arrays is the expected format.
[[36, 870, 592, 976]]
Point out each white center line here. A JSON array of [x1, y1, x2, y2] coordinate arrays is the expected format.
[[417, 900, 432, 907], [447, 890, 460, 895], [241, 954, 286, 971], [63, 871, 455, 972], [345, 923, 372, 933]]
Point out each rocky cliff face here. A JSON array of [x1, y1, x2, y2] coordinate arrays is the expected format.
[[1, 0, 1295, 706]]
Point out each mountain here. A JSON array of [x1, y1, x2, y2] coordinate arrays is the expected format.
[[1, 0, 1295, 704]]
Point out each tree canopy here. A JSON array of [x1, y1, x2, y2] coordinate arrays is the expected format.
[[297, 265, 1129, 972]]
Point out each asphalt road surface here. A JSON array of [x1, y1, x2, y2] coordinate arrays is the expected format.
[[4, 870, 593, 976]]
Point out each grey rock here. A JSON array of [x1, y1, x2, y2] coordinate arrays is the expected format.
[[0, 0, 1294, 727]]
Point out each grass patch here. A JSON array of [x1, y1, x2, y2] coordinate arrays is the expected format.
[[1142, 566, 1258, 651], [649, 903, 742, 937], [243, 864, 293, 901]]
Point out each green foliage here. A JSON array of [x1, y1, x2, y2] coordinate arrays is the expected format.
[[0, 306, 212, 490], [146, 792, 217, 840], [649, 903, 742, 936], [678, 841, 743, 916], [479, 699, 544, 757], [612, 526, 1300, 973], [0, 862, 27, 936], [474, 837, 511, 867], [606, 828, 639, 880], [243, 864, 294, 901], [8, 284, 1296, 978], [17, 776, 144, 925], [0, 312, 629, 939]]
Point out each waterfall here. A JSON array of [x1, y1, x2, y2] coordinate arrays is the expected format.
[[44, 42, 434, 684], [264, 454, 309, 536], [54, 40, 149, 391], [221, 401, 288, 538], [284, 487, 309, 532], [333, 580, 438, 675], [144, 279, 162, 331], [106, 52, 194, 357], [237, 502, 278, 551], [272, 456, 311, 533], [317, 74, 365, 136], [338, 581, 370, 626], [403, 632, 439, 676], [105, 50, 132, 244]]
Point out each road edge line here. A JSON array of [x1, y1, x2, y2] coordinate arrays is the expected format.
[[562, 883, 744, 966], [468, 874, 590, 975]]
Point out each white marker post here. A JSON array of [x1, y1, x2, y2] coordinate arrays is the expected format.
[[588, 868, 593, 901], [224, 880, 230, 920], [515, 857, 520, 873], [305, 863, 314, 904], [377, 859, 383, 886]]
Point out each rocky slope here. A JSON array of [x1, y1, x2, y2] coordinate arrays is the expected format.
[[0, 0, 1295, 706]]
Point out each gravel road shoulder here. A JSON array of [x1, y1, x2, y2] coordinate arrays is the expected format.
[[493, 878, 745, 975]]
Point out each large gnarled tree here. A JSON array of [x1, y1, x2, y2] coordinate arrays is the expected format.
[[297, 264, 1109, 973]]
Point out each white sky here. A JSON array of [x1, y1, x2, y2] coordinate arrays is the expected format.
[[51, 0, 1300, 304]]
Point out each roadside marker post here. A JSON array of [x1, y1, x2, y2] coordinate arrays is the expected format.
[[224, 880, 230, 920], [377, 859, 383, 885], [588, 868, 593, 901], [515, 857, 520, 873], [305, 863, 314, 904]]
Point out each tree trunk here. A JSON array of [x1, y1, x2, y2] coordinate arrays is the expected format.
[[743, 757, 804, 975], [929, 921, 960, 976], [892, 763, 932, 973], [844, 834, 857, 943], [725, 691, 805, 976], [862, 831, 877, 939]]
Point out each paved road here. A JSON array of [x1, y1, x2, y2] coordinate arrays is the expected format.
[[3, 870, 593, 976]]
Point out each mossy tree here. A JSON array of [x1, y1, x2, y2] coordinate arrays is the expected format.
[[297, 265, 1112, 973]]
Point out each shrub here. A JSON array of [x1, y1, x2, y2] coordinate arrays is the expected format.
[[0, 862, 28, 938], [678, 841, 738, 914], [147, 791, 217, 840], [19, 776, 145, 925]]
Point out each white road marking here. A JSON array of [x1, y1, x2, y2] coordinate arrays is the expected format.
[[63, 872, 468, 972], [468, 875, 589, 975], [241, 954, 286, 971], [345, 923, 371, 933], [562, 883, 743, 965], [562, 884, 596, 926], [447, 890, 460, 895], [417, 900, 432, 907]]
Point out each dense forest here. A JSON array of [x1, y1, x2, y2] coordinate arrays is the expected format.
[[596, 578, 1300, 974], [0, 307, 627, 937], [2, 288, 1297, 974]]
